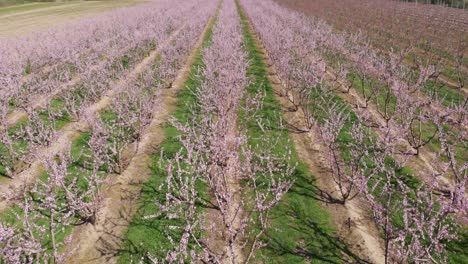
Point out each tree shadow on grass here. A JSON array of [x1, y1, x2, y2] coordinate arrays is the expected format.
[[289, 164, 344, 205], [263, 196, 370, 264], [111, 167, 215, 263], [107, 157, 369, 264], [0, 169, 11, 179], [260, 165, 370, 264], [447, 228, 468, 263]]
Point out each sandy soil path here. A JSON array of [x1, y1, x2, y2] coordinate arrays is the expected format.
[[203, 128, 245, 263]]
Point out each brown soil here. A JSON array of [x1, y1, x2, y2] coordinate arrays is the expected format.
[[204, 162, 245, 263], [224, 177, 244, 263], [62, 14, 216, 264], [242, 13, 386, 264]]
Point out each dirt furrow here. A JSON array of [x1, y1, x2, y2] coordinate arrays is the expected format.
[[204, 133, 245, 263], [62, 14, 216, 264], [224, 177, 244, 263], [0, 26, 186, 212]]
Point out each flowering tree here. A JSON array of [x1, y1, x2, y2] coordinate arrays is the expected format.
[[363, 138, 464, 263], [0, 145, 103, 263], [395, 92, 438, 155], [21, 110, 57, 151], [0, 132, 25, 179]]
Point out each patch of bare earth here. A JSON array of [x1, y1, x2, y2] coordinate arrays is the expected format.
[[243, 17, 386, 264], [0, 26, 186, 212], [62, 15, 216, 264]]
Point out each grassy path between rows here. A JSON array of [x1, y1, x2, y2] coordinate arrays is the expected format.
[[118, 2, 353, 263], [116, 8, 218, 263], [107, 1, 467, 263], [237, 1, 468, 264], [236, 1, 368, 263]]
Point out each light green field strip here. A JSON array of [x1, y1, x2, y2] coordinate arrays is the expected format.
[[0, 2, 46, 14], [0, 1, 40, 8], [0, 1, 81, 16], [0, 2, 84, 18], [0, 0, 147, 37]]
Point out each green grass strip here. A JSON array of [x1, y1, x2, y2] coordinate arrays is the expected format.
[[117, 12, 217, 263], [236, 1, 467, 263], [236, 1, 368, 263]]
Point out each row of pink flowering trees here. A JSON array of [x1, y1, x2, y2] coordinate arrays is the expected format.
[[249, 0, 467, 190], [240, 0, 466, 262], [1, 1, 148, 113], [0, 0, 187, 109], [0, 0, 205, 181], [0, 0, 217, 262], [244, 0, 466, 188], [269, 0, 465, 141], [0, 0, 201, 131], [274, 0, 467, 78], [145, 1, 295, 263]]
